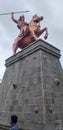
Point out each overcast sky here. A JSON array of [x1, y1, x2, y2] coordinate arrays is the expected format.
[[0, 0, 63, 80]]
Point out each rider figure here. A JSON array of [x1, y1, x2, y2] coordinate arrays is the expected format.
[[11, 13, 28, 54]]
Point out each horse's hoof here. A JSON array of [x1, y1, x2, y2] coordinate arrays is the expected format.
[[44, 35, 48, 39]]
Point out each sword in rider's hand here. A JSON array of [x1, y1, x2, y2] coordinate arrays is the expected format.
[[0, 10, 30, 16]]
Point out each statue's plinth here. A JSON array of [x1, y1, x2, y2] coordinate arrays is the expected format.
[[0, 39, 63, 130], [5, 39, 60, 67]]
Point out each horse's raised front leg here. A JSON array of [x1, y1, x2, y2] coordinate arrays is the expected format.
[[44, 27, 48, 39], [40, 27, 48, 39]]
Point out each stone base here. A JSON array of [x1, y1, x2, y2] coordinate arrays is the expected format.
[[0, 39, 63, 130]]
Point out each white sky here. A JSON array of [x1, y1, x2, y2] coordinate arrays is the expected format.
[[0, 0, 63, 79]]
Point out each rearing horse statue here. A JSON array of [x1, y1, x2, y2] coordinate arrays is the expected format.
[[11, 13, 48, 54]]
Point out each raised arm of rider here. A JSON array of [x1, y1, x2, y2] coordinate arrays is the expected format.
[[11, 12, 18, 24]]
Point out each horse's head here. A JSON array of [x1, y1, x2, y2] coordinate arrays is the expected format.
[[32, 14, 44, 23]]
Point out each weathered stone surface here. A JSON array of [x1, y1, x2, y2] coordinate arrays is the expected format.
[[0, 39, 63, 130]]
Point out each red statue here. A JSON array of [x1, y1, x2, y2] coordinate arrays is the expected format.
[[11, 13, 48, 54]]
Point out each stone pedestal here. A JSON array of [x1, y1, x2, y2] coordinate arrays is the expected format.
[[0, 39, 63, 130]]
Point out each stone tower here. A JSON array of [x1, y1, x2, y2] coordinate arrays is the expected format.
[[0, 39, 63, 130]]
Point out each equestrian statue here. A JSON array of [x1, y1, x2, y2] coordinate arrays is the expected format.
[[11, 13, 48, 54]]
